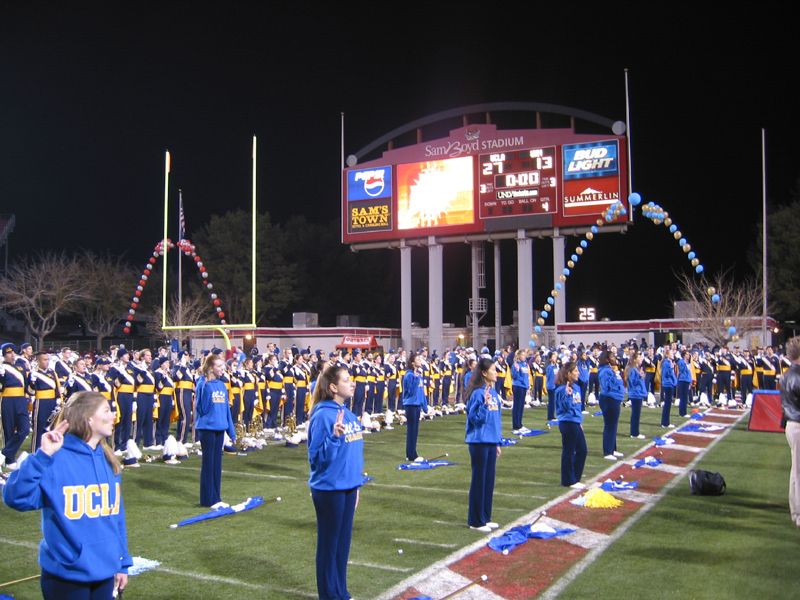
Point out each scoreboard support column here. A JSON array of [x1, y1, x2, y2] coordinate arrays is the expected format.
[[494, 241, 502, 352], [553, 234, 566, 335], [428, 238, 443, 357], [517, 231, 533, 349], [400, 243, 412, 351]]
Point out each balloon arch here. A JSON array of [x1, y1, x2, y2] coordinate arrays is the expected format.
[[531, 193, 740, 347], [123, 238, 227, 334]]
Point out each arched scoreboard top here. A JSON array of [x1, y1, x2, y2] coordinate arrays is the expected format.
[[342, 103, 629, 245]]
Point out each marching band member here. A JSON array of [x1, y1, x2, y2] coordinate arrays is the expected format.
[[643, 346, 658, 397], [759, 347, 777, 390], [173, 351, 196, 446], [429, 354, 441, 408], [294, 352, 310, 426], [54, 347, 74, 388], [385, 353, 399, 413], [493, 351, 507, 402], [586, 346, 601, 400], [372, 353, 386, 415], [29, 351, 64, 454], [697, 351, 715, 406], [545, 352, 560, 421], [108, 348, 136, 453], [1, 343, 31, 469], [735, 348, 755, 403], [350, 350, 367, 417], [133, 349, 157, 450], [576, 349, 590, 412], [240, 357, 258, 425], [264, 353, 284, 429], [716, 347, 734, 404], [154, 357, 175, 447], [439, 353, 452, 406], [64, 356, 95, 399], [531, 352, 545, 406], [280, 347, 296, 425]]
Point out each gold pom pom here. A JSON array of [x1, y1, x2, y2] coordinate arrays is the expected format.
[[582, 488, 624, 509]]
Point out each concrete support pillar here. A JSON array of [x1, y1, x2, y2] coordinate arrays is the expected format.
[[516, 230, 532, 349], [400, 243, 412, 351], [428, 238, 443, 355]]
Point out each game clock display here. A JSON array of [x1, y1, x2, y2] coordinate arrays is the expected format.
[[478, 146, 557, 219]]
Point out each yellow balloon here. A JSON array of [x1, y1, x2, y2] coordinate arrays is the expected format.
[[567, 260, 575, 268], [596, 219, 604, 226], [665, 218, 673, 226], [544, 303, 552, 312], [531, 333, 539, 341], [683, 244, 692, 253], [576, 247, 584, 255], [559, 275, 567, 282], [663, 212, 669, 218], [692, 258, 699, 267], [723, 318, 732, 327], [552, 290, 559, 298], [654, 219, 662, 225], [731, 334, 740, 342], [537, 317, 545, 326], [707, 286, 717, 296], [674, 231, 682, 240], [586, 232, 594, 240]]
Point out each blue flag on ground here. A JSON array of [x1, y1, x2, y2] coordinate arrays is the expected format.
[[396, 461, 460, 470], [170, 497, 266, 528], [653, 436, 676, 446], [548, 419, 559, 426], [488, 524, 576, 554], [682, 423, 726, 432], [500, 438, 519, 446], [600, 480, 639, 491], [592, 411, 603, 417], [690, 413, 706, 420], [633, 457, 663, 469]]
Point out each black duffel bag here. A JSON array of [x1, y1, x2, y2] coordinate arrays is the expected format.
[[689, 470, 726, 495]]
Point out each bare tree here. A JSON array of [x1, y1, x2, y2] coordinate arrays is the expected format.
[[0, 252, 93, 348], [144, 292, 216, 342], [77, 251, 138, 347], [674, 270, 763, 347]]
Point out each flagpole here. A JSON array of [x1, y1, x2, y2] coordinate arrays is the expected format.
[[178, 189, 183, 342]]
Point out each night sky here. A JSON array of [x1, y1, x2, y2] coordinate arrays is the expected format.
[[1, 6, 797, 327]]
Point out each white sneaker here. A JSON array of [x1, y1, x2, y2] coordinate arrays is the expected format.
[[6, 462, 18, 471], [512, 429, 522, 435], [486, 521, 500, 529], [662, 424, 675, 429], [470, 525, 492, 533], [604, 455, 617, 461], [581, 410, 590, 415], [570, 482, 586, 490], [413, 457, 425, 462], [210, 501, 230, 510], [631, 434, 646, 439], [114, 450, 124, 457], [612, 451, 624, 458]]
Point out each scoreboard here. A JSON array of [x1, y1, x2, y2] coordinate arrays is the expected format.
[[478, 146, 558, 219], [342, 124, 627, 244]]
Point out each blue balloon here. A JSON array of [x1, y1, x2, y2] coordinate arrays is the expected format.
[[679, 238, 687, 246], [535, 326, 542, 333], [591, 226, 598, 234], [571, 254, 578, 262], [563, 268, 570, 276], [629, 192, 642, 206], [696, 265, 704, 273], [547, 296, 555, 304], [669, 224, 677, 233], [620, 208, 627, 215], [688, 252, 696, 259], [605, 215, 613, 221], [581, 240, 588, 248], [238, 352, 247, 363], [555, 283, 563, 290], [728, 326, 737, 335], [712, 294, 720, 303], [541, 311, 549, 319], [529, 341, 536, 348]]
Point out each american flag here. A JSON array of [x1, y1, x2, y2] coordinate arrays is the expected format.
[[179, 192, 185, 241]]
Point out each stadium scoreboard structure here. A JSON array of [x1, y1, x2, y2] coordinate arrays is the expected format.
[[343, 124, 628, 243]]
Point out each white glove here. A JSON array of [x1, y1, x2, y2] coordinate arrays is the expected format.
[[67, 375, 75, 387], [30, 370, 38, 382], [132, 401, 138, 412]]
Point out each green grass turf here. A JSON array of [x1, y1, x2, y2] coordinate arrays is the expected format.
[[555, 419, 799, 600], [0, 404, 793, 599]]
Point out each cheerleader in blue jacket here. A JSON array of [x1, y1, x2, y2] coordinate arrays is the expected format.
[[464, 357, 502, 532], [554, 362, 587, 488], [195, 354, 236, 508], [401, 353, 428, 461], [510, 349, 530, 434], [660, 348, 678, 428], [597, 351, 625, 460], [307, 366, 364, 600], [677, 350, 694, 418], [625, 351, 647, 439], [3, 391, 131, 600]]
